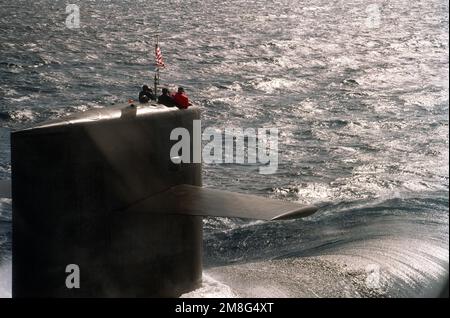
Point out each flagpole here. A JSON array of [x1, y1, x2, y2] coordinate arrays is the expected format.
[[154, 34, 159, 97]]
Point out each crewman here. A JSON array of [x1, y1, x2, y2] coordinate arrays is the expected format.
[[172, 87, 192, 109], [139, 85, 156, 103], [158, 88, 176, 107]]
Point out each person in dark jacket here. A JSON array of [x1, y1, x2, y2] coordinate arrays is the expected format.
[[157, 88, 176, 107], [172, 87, 192, 109], [139, 85, 156, 103]]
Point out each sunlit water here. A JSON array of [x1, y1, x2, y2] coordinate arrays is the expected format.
[[0, 0, 448, 297]]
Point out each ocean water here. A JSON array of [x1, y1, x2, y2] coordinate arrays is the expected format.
[[0, 0, 448, 297]]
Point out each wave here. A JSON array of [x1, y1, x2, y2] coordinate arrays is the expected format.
[[202, 195, 449, 297]]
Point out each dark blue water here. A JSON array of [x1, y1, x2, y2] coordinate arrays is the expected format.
[[0, 0, 448, 297]]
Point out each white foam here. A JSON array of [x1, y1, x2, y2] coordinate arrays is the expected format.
[[0, 261, 11, 298], [8, 109, 35, 122], [181, 274, 237, 298], [401, 91, 449, 110], [7, 96, 31, 102], [0, 87, 19, 97], [254, 78, 306, 94]]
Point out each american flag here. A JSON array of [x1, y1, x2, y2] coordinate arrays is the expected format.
[[155, 43, 165, 68]]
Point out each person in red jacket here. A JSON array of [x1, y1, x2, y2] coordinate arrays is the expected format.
[[172, 87, 192, 109]]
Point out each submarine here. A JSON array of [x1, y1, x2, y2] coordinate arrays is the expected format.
[[2, 102, 318, 297]]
